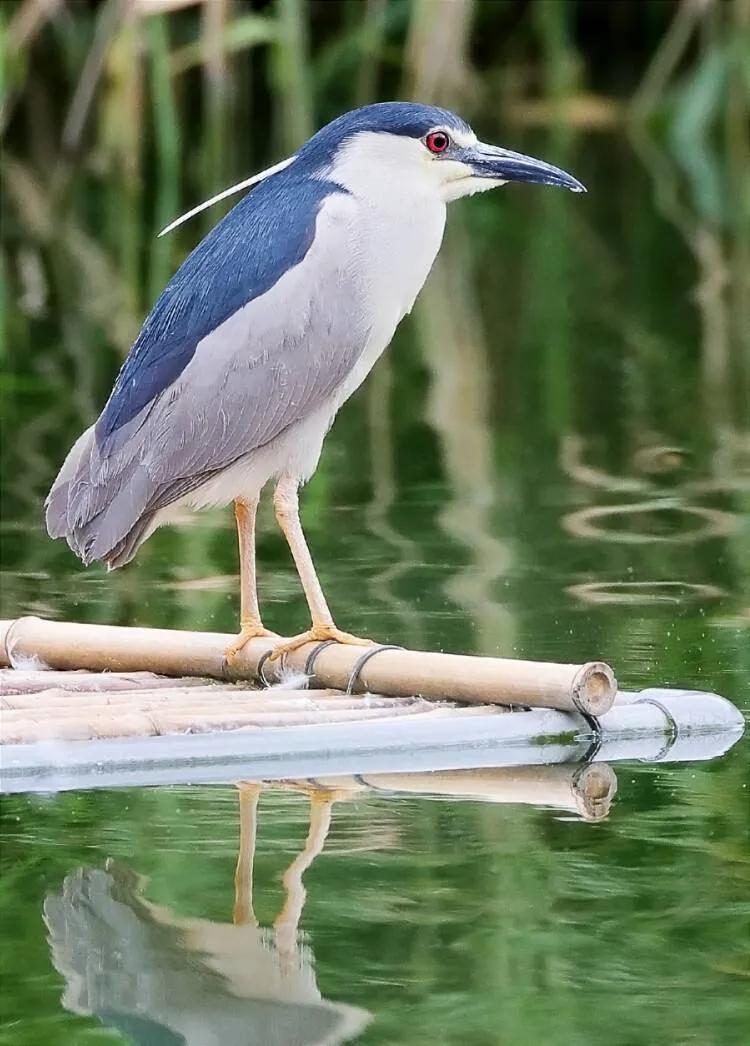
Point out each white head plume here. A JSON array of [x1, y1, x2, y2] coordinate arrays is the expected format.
[[157, 155, 297, 237]]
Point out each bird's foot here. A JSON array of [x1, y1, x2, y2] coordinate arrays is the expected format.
[[225, 619, 279, 665], [268, 623, 374, 662]]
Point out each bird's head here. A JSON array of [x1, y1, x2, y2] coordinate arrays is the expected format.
[[159, 102, 584, 236], [300, 102, 586, 203]]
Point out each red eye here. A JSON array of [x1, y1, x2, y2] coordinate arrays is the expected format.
[[426, 131, 450, 154]]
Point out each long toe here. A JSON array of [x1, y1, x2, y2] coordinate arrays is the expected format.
[[268, 624, 374, 662], [225, 622, 279, 665]]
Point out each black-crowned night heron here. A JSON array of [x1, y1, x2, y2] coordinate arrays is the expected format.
[[46, 102, 584, 661]]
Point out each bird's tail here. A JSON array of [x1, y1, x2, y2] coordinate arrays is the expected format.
[[45, 425, 156, 568]]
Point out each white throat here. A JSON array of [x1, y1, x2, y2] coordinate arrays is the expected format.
[[327, 132, 448, 324]]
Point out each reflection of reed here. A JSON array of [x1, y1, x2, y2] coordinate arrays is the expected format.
[[628, 26, 748, 620], [390, 1, 514, 651], [412, 219, 517, 654], [631, 442, 689, 477], [685, 431, 750, 496], [631, 39, 749, 437], [559, 429, 741, 606], [562, 499, 737, 544], [560, 429, 748, 496], [559, 433, 650, 495], [364, 356, 429, 651], [567, 580, 725, 607]]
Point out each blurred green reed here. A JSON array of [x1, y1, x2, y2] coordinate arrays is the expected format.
[[1, 0, 746, 388]]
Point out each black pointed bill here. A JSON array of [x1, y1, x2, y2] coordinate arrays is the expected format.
[[467, 143, 586, 193]]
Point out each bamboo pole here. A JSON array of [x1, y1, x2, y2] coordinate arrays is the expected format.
[[1, 688, 412, 711], [0, 618, 617, 715], [0, 669, 214, 695], [0, 699, 454, 745]]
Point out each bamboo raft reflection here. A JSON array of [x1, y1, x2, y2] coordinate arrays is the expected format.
[[42, 765, 619, 1046]]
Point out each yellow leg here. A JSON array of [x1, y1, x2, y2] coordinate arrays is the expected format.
[[225, 497, 277, 662], [233, 782, 263, 927], [269, 475, 373, 660], [273, 792, 335, 959]]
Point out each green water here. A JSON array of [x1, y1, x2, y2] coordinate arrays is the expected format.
[[2, 117, 749, 1044]]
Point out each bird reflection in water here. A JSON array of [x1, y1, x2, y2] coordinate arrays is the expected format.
[[43, 785, 369, 1046], [43, 765, 617, 1044]]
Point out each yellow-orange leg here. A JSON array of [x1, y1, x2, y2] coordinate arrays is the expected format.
[[273, 791, 335, 959], [225, 497, 277, 663], [233, 782, 263, 927], [269, 475, 373, 661]]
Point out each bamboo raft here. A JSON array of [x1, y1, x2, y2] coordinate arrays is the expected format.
[[0, 617, 744, 794]]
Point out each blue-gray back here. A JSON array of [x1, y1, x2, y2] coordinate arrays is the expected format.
[[98, 168, 341, 442]]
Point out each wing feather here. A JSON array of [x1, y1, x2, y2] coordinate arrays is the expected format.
[[47, 191, 372, 564]]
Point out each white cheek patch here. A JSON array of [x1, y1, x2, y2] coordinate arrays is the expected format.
[[443, 176, 507, 202], [441, 159, 475, 179]]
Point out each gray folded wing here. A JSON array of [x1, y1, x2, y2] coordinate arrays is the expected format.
[[46, 198, 371, 566]]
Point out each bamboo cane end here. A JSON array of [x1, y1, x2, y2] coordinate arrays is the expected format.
[[572, 661, 617, 715]]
